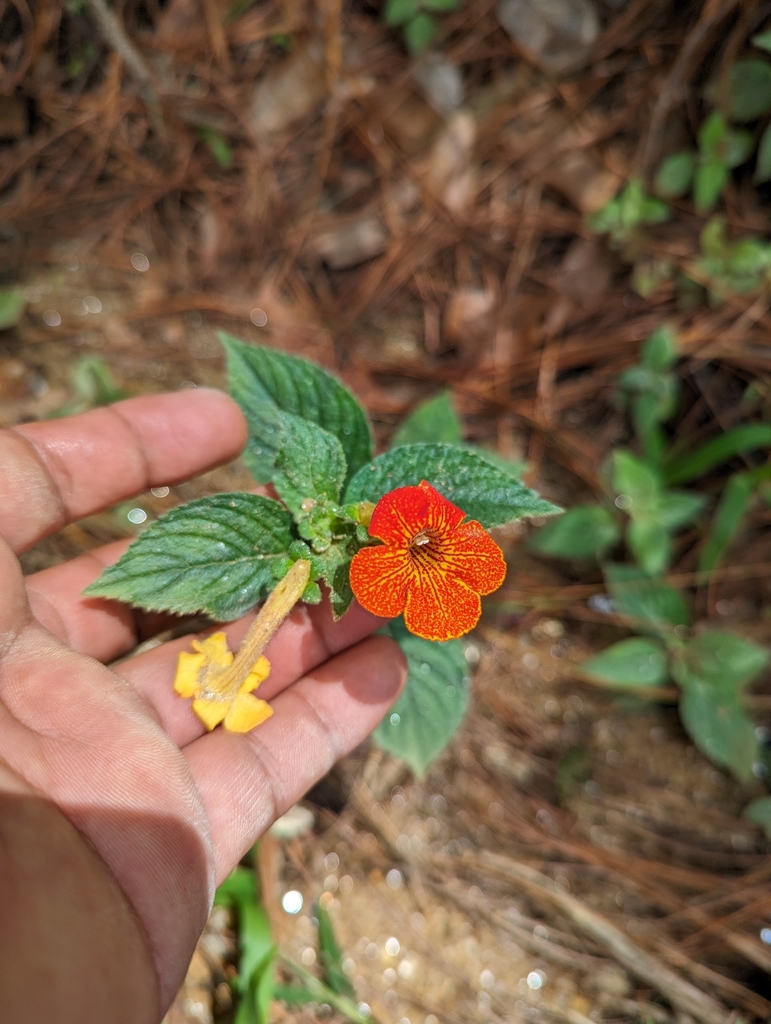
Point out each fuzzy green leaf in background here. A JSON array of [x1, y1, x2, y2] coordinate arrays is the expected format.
[[529, 505, 620, 561], [374, 621, 469, 775], [581, 637, 668, 688]]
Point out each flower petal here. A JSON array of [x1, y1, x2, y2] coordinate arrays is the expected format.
[[419, 480, 466, 534], [224, 693, 274, 733], [404, 572, 482, 641], [441, 520, 507, 595], [368, 484, 432, 546], [174, 651, 205, 698], [192, 696, 229, 731], [238, 655, 271, 695], [349, 544, 411, 618], [192, 631, 234, 668]]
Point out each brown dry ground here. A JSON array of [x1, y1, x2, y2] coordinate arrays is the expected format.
[[3, 0, 771, 1021]]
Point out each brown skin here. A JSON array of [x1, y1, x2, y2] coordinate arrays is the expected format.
[[0, 390, 406, 1022]]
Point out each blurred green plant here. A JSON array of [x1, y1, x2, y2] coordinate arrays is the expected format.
[[383, 0, 459, 54], [530, 326, 771, 783], [692, 217, 771, 302], [48, 356, 126, 419], [0, 286, 26, 330], [587, 179, 669, 246], [215, 858, 372, 1023]]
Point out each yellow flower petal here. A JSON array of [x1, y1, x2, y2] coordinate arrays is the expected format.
[[174, 651, 205, 698], [192, 696, 229, 731], [192, 631, 234, 667], [238, 655, 271, 695], [224, 693, 274, 733]]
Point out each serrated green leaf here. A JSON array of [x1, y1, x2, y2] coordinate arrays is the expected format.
[[85, 493, 295, 620], [604, 563, 690, 631], [694, 160, 728, 213], [316, 903, 356, 998], [582, 637, 668, 687], [661, 423, 771, 485], [529, 505, 620, 560], [744, 796, 771, 839], [384, 0, 416, 25], [222, 334, 373, 484], [316, 539, 355, 619], [374, 625, 468, 775], [391, 391, 463, 447], [654, 151, 696, 198], [0, 286, 26, 330], [345, 443, 560, 529], [673, 630, 768, 783], [726, 59, 771, 122], [405, 11, 436, 52], [272, 412, 346, 518], [754, 123, 771, 183]]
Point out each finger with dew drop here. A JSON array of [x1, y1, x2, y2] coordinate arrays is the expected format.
[[0, 389, 247, 555]]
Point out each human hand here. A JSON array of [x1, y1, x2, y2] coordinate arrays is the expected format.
[[0, 389, 405, 1023]]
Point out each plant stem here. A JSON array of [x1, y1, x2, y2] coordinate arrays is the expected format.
[[276, 952, 378, 1024]]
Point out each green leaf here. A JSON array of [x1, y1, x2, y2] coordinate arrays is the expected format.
[[421, 0, 459, 9], [754, 123, 771, 183], [222, 334, 373, 484], [345, 443, 561, 529], [384, 0, 416, 26], [85, 493, 295, 620], [272, 412, 346, 518], [752, 30, 771, 54], [472, 448, 526, 479], [655, 490, 706, 530], [391, 391, 463, 447], [604, 563, 690, 630], [743, 796, 771, 839], [661, 423, 771, 485], [726, 59, 771, 122], [529, 505, 620, 560], [274, 984, 317, 1005], [374, 624, 468, 775], [673, 632, 768, 782], [0, 286, 26, 330], [699, 469, 768, 573], [698, 111, 726, 158], [694, 160, 728, 213], [405, 11, 436, 52], [627, 514, 671, 576], [640, 325, 678, 372], [316, 902, 356, 999], [196, 125, 234, 168], [581, 637, 668, 688], [654, 152, 696, 198], [315, 539, 356, 619], [611, 449, 661, 512], [724, 128, 754, 169], [215, 867, 276, 1004]]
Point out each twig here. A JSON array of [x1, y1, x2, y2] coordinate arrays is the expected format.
[[84, 0, 166, 135], [464, 851, 730, 1024]]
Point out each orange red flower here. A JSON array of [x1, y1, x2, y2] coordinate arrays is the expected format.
[[349, 480, 506, 641]]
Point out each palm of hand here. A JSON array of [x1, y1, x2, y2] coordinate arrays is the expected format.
[[0, 390, 403, 1016]]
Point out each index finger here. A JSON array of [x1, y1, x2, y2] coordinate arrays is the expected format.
[[0, 389, 247, 554]]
